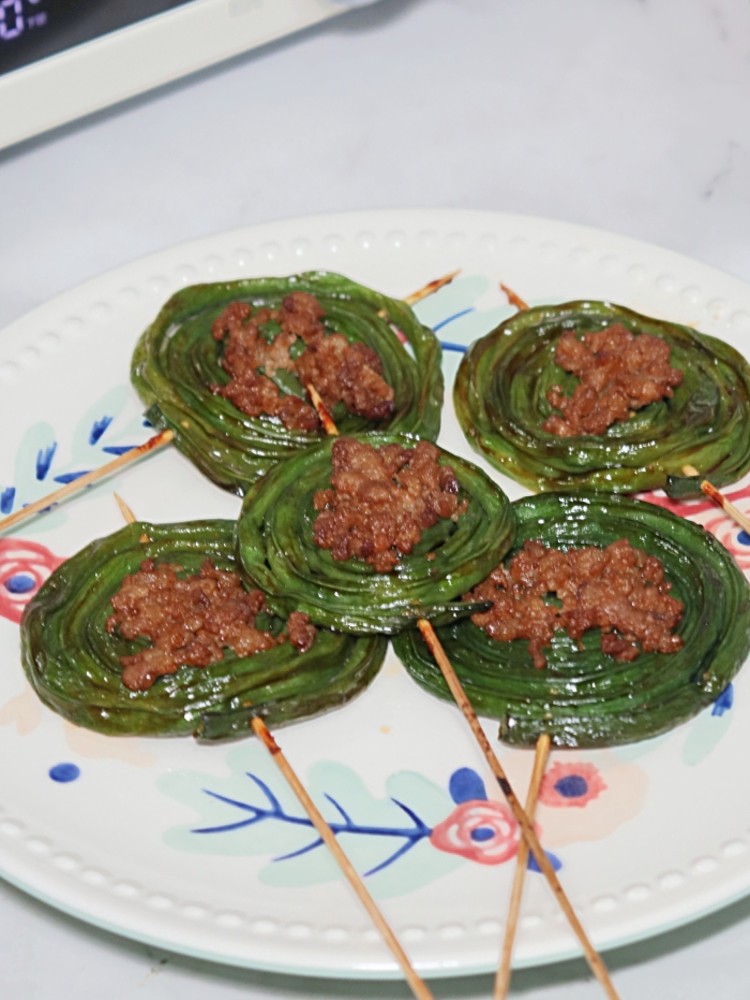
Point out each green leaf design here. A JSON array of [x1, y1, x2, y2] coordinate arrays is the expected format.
[[131, 271, 443, 495], [236, 432, 515, 633], [453, 300, 750, 497], [21, 520, 386, 740], [394, 492, 750, 747]]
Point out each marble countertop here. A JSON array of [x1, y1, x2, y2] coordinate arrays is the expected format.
[[2, 1, 750, 997]]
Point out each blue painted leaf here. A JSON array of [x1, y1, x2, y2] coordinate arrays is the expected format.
[[102, 445, 138, 456], [448, 767, 487, 804], [53, 471, 91, 484], [36, 443, 57, 480], [90, 416, 113, 445], [712, 684, 734, 716], [528, 850, 562, 873]]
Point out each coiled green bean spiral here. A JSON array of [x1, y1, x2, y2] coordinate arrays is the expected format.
[[21, 520, 386, 741], [236, 432, 515, 633], [132, 271, 443, 494], [454, 300, 750, 497], [393, 492, 750, 747]]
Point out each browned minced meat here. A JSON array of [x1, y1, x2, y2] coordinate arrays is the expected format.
[[543, 324, 683, 437], [210, 291, 394, 432], [106, 558, 316, 692], [466, 538, 684, 668], [313, 437, 467, 573]]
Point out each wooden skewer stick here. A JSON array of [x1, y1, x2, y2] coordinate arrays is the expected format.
[[682, 464, 750, 535], [306, 384, 339, 438], [113, 492, 151, 542], [416, 622, 619, 1000], [305, 386, 619, 999], [0, 429, 175, 536], [485, 283, 618, 995], [494, 732, 551, 1000], [113, 492, 138, 525], [494, 286, 577, 991], [251, 717, 435, 1000], [0, 271, 459, 539], [112, 492, 432, 999], [403, 269, 461, 305], [499, 283, 529, 312], [700, 480, 750, 534]]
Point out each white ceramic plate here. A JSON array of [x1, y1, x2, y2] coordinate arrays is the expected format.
[[2, 209, 750, 979]]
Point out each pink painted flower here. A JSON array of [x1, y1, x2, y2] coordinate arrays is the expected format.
[[429, 799, 519, 864], [539, 761, 607, 809], [640, 477, 750, 531], [0, 538, 63, 624]]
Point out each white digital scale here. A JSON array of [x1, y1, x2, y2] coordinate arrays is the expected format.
[[0, 0, 374, 150]]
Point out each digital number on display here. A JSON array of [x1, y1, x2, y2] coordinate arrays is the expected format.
[[0, 0, 46, 42], [0, 0, 192, 76]]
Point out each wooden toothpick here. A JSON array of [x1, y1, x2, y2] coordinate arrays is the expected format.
[[306, 384, 339, 437], [0, 271, 459, 537], [250, 718, 435, 999], [113, 492, 139, 525], [415, 621, 619, 1000], [451, 282, 618, 994], [306, 382, 619, 1000], [700, 480, 750, 533], [111, 494, 431, 998], [494, 733, 551, 999], [680, 464, 750, 531], [113, 492, 151, 542], [403, 269, 461, 305], [499, 283, 529, 312], [0, 429, 174, 536], [686, 472, 750, 535]]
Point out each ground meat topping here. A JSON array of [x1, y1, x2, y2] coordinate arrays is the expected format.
[[466, 538, 684, 668], [210, 291, 394, 432], [106, 558, 316, 692], [313, 437, 467, 573], [543, 324, 683, 437]]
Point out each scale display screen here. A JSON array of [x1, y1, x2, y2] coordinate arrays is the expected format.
[[0, 1, 195, 76], [0, 0, 364, 150], [0, 0, 359, 149]]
